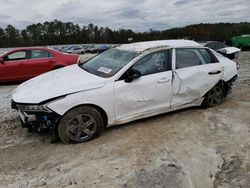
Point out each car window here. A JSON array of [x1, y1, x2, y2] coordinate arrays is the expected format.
[[81, 48, 138, 78], [197, 49, 218, 64], [205, 42, 216, 50], [4, 51, 27, 62], [176, 49, 203, 69], [132, 50, 170, 76], [215, 42, 226, 50], [30, 50, 53, 59]]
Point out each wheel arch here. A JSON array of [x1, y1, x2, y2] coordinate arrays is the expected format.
[[62, 104, 108, 128], [203, 79, 226, 97]]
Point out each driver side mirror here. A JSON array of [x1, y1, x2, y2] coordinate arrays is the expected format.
[[124, 69, 141, 83]]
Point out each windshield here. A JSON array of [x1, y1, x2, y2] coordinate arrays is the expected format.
[[80, 48, 138, 78]]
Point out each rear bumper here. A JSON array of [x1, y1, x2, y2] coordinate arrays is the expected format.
[[225, 75, 237, 94]]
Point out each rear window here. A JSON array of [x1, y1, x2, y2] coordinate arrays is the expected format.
[[176, 49, 203, 69], [30, 50, 54, 59], [215, 42, 226, 50]]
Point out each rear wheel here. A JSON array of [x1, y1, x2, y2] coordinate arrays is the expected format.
[[202, 84, 225, 108], [58, 106, 104, 144]]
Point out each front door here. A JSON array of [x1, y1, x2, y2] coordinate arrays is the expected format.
[[114, 50, 173, 122], [0, 50, 28, 82]]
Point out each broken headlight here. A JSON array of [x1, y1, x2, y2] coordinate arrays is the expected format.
[[17, 104, 52, 113]]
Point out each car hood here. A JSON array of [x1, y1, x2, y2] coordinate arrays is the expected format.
[[12, 64, 106, 104]]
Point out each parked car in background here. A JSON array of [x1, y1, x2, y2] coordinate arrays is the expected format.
[[0, 47, 80, 82], [88, 44, 109, 53], [11, 40, 237, 144], [0, 50, 7, 55], [84, 45, 95, 53], [66, 46, 85, 54], [51, 46, 61, 51], [199, 41, 241, 60], [233, 35, 250, 50], [60, 45, 80, 53]]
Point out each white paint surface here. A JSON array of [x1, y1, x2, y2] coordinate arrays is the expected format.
[[117, 40, 201, 52], [217, 47, 241, 54], [12, 40, 238, 126]]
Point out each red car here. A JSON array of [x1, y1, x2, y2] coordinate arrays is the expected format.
[[0, 47, 80, 82]]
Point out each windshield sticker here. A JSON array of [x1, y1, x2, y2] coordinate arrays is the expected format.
[[98, 67, 112, 74]]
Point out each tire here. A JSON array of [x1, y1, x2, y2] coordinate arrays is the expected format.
[[202, 84, 225, 108], [58, 106, 104, 144]]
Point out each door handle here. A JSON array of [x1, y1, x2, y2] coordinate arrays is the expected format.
[[157, 78, 170, 83], [208, 70, 221, 75]]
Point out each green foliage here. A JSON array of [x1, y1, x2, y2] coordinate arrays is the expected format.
[[0, 20, 250, 47]]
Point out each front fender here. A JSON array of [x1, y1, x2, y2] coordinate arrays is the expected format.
[[46, 87, 115, 125]]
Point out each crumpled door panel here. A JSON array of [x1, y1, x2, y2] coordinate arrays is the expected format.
[[171, 64, 223, 107]]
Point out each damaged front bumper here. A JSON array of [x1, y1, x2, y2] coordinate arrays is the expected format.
[[12, 101, 61, 133]]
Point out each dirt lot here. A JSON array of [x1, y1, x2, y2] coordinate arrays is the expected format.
[[0, 53, 249, 188]]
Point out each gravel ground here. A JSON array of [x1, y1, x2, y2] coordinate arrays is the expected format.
[[0, 52, 249, 188]]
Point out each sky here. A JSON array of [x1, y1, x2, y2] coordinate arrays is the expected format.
[[0, 0, 250, 31]]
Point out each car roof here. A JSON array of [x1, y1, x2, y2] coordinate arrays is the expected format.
[[116, 40, 202, 53], [6, 47, 61, 54], [198, 41, 225, 45]]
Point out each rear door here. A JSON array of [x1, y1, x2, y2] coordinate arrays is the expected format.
[[27, 49, 55, 77], [0, 50, 28, 81], [171, 48, 223, 107]]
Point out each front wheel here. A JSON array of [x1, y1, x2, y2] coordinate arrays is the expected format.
[[58, 106, 104, 144], [202, 85, 225, 108]]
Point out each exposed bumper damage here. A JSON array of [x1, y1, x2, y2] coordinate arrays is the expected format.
[[11, 101, 61, 134], [224, 75, 238, 95]]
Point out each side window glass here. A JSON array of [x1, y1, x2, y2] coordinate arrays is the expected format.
[[48, 52, 54, 58], [176, 49, 203, 69], [132, 50, 170, 76], [5, 51, 27, 61], [31, 50, 50, 59], [197, 49, 218, 64]]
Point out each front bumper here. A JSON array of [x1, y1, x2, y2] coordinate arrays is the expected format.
[[12, 100, 61, 132], [18, 110, 36, 124]]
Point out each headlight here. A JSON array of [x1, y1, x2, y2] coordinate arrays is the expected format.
[[17, 104, 52, 113]]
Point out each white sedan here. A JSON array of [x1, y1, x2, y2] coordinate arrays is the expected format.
[[11, 40, 238, 144]]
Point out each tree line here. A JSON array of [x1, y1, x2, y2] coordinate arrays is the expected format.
[[0, 20, 250, 48]]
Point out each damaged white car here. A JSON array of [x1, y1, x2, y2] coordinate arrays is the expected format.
[[12, 40, 238, 144]]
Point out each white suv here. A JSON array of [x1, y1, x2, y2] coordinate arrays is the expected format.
[[12, 40, 238, 144]]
